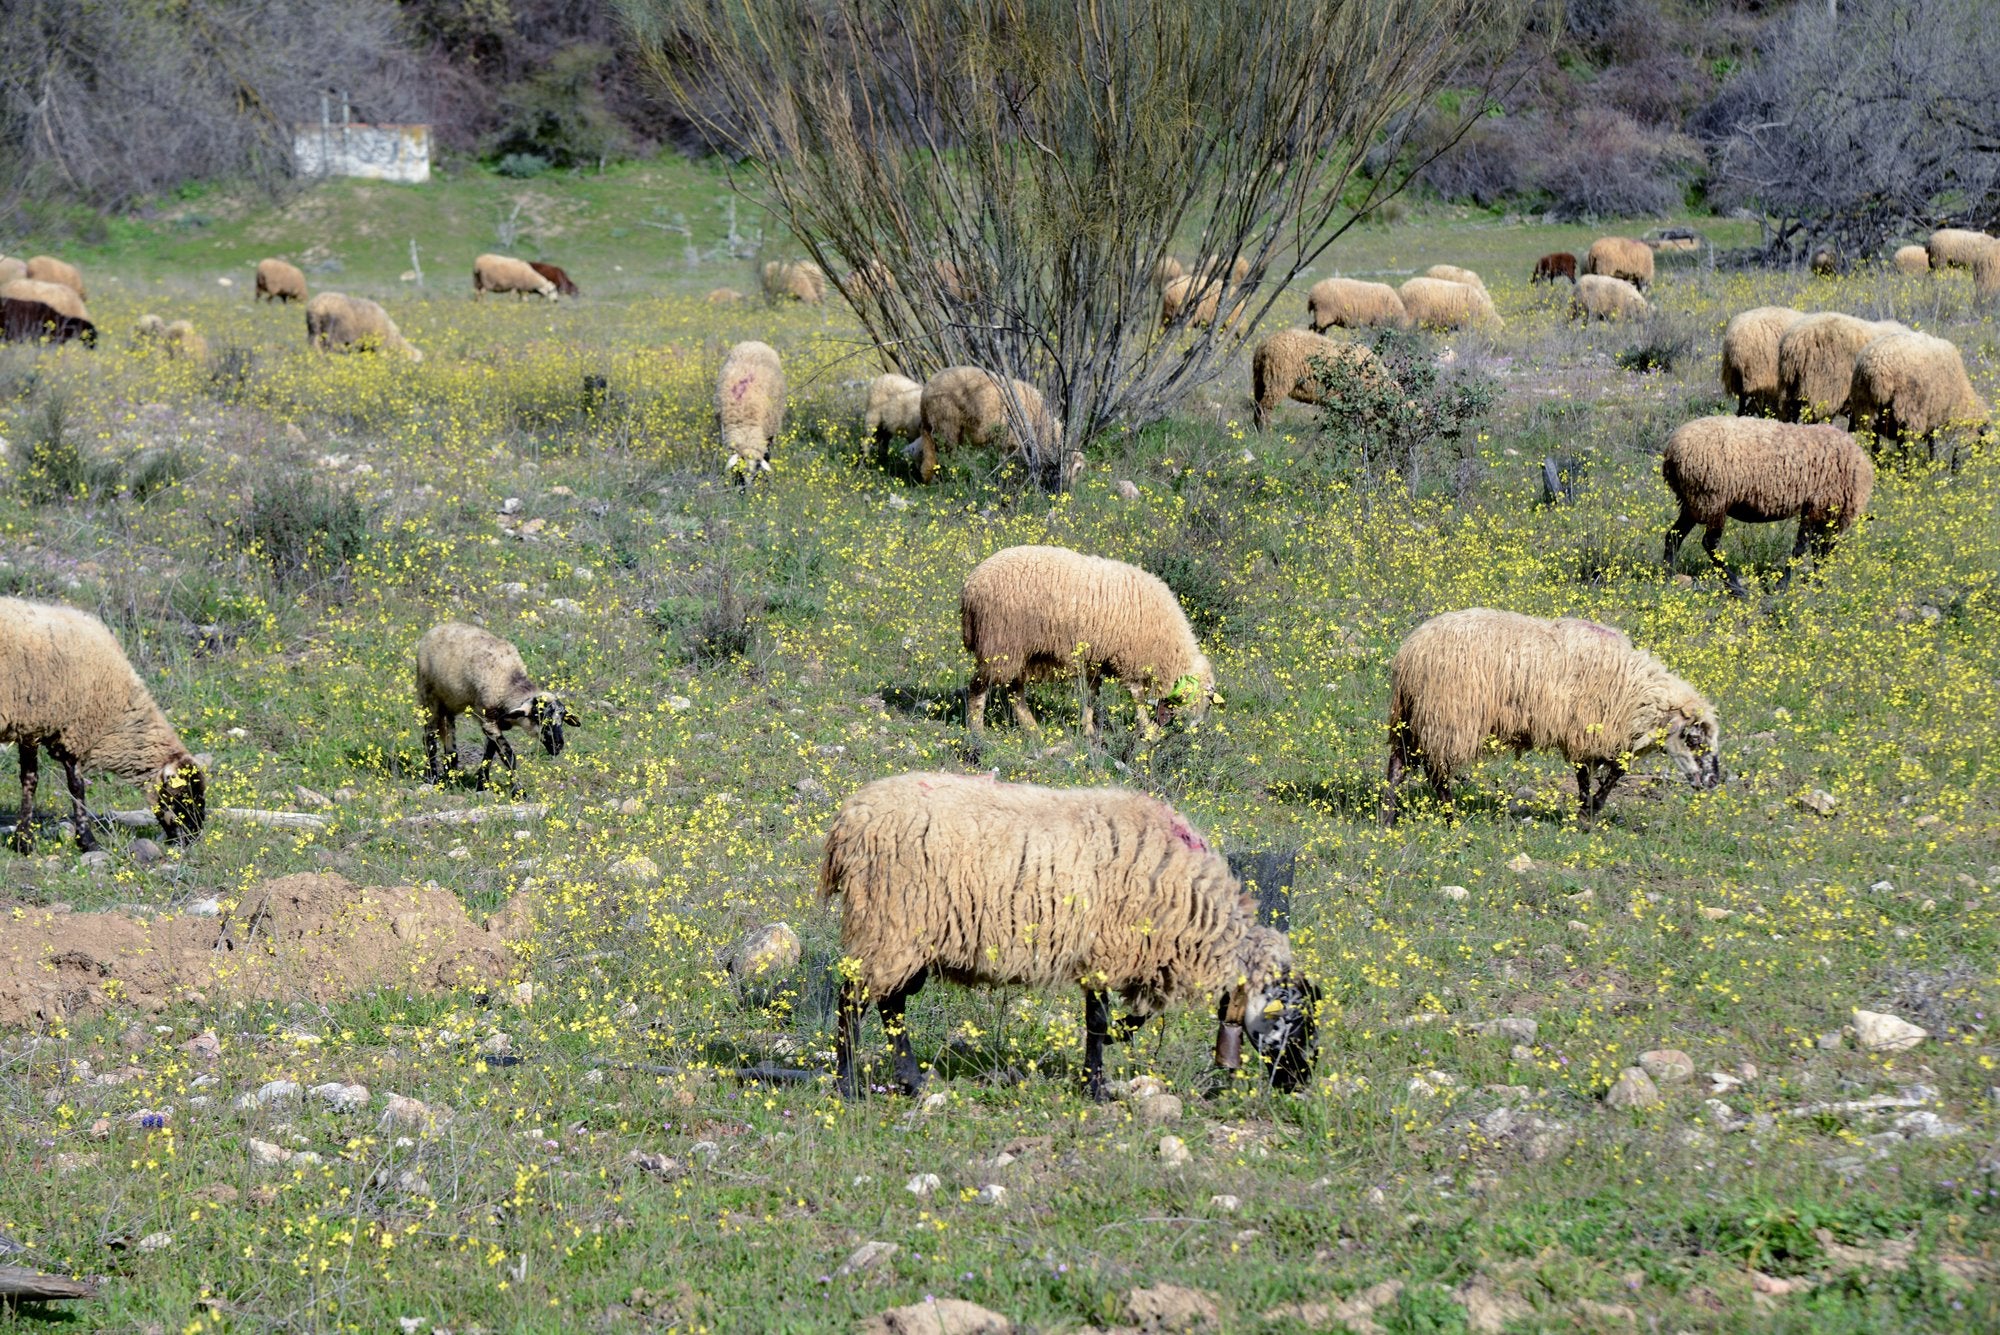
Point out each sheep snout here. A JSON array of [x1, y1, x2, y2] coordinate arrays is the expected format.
[[156, 759, 207, 845]]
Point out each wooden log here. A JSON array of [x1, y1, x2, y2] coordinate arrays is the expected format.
[[0, 1264, 98, 1300]]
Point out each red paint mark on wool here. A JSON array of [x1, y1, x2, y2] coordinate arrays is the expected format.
[[728, 374, 753, 402], [1168, 815, 1208, 853], [1578, 620, 1619, 639]]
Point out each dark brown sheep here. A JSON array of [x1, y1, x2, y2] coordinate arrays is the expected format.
[[1, 299, 95, 348], [528, 261, 579, 297], [1532, 252, 1577, 284]]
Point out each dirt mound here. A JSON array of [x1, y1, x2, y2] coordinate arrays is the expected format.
[[0, 874, 519, 1027]]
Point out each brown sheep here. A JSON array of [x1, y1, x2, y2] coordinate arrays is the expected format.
[[1974, 245, 2000, 307], [913, 367, 1070, 484], [1720, 307, 1806, 417], [1250, 328, 1390, 429], [960, 545, 1215, 739], [1384, 609, 1721, 823], [762, 260, 827, 303], [1584, 237, 1654, 291], [527, 261, 579, 297], [1306, 277, 1409, 332], [0, 257, 24, 285], [1847, 331, 1988, 458], [24, 256, 85, 301], [1775, 313, 1904, 422], [1532, 252, 1577, 284], [305, 293, 422, 361], [1160, 272, 1246, 331], [1662, 416, 1874, 595], [255, 259, 307, 303]]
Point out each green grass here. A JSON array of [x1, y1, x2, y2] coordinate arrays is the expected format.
[[0, 167, 1997, 1332]]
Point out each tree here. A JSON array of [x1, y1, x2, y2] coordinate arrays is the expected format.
[[622, 0, 1533, 477]]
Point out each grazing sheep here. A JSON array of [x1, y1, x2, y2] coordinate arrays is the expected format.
[[913, 367, 1071, 484], [961, 544, 1215, 739], [473, 254, 558, 301], [1925, 228, 1994, 272], [1398, 276, 1501, 331], [1570, 274, 1649, 322], [0, 257, 25, 285], [706, 287, 744, 305], [527, 261, 579, 298], [1662, 416, 1874, 595], [934, 258, 982, 303], [1848, 331, 1988, 456], [1810, 247, 1840, 275], [1250, 328, 1389, 429], [864, 373, 923, 449], [24, 256, 85, 301], [414, 622, 576, 790], [1974, 245, 2000, 307], [717, 340, 786, 476], [130, 313, 167, 346], [1532, 252, 1577, 284], [1, 278, 88, 323], [1151, 255, 1186, 287], [1425, 263, 1485, 290], [163, 320, 207, 361], [1719, 306, 1805, 416], [845, 258, 897, 305], [1, 298, 95, 348], [1383, 608, 1721, 823], [821, 771, 1320, 1099], [1892, 245, 1931, 276], [1775, 313, 1904, 423], [762, 259, 827, 303], [0, 598, 206, 852], [1160, 272, 1246, 331], [1584, 237, 1654, 291], [254, 259, 307, 303], [1195, 254, 1251, 284], [305, 293, 423, 361], [1306, 277, 1409, 332]]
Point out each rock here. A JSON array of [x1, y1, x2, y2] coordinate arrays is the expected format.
[[1817, 1032, 1845, 1050], [719, 922, 801, 981], [1208, 1194, 1239, 1213], [130, 838, 165, 865], [1750, 1271, 1807, 1297], [379, 1095, 450, 1133], [1114, 479, 1141, 501], [1472, 1017, 1537, 1043], [500, 497, 522, 515], [1507, 853, 1535, 872], [308, 1082, 370, 1113], [247, 1138, 290, 1167], [182, 1031, 220, 1063], [294, 786, 332, 809], [904, 1173, 941, 1197], [235, 1080, 301, 1111], [1708, 1071, 1743, 1093], [1262, 1279, 1402, 1330], [1124, 1075, 1167, 1100], [1798, 789, 1837, 816], [397, 1171, 430, 1195], [1576, 1299, 1636, 1323], [1890, 1110, 1964, 1140], [859, 1297, 1014, 1335], [1638, 1049, 1695, 1085], [667, 695, 693, 712], [1125, 1283, 1219, 1331], [549, 597, 584, 615], [838, 1240, 898, 1276], [1135, 1093, 1183, 1125], [976, 1184, 1006, 1205], [1440, 884, 1469, 902], [794, 777, 830, 802], [610, 854, 660, 885], [1853, 1009, 1928, 1052], [1605, 1067, 1661, 1110], [618, 797, 644, 816], [1701, 1099, 1749, 1133], [626, 1151, 684, 1180], [1158, 1135, 1191, 1167], [1407, 1071, 1457, 1098], [80, 850, 111, 869], [1566, 919, 1591, 934], [135, 1231, 174, 1252], [688, 1140, 720, 1162], [187, 896, 223, 916], [1511, 1044, 1534, 1062], [1697, 906, 1732, 920]]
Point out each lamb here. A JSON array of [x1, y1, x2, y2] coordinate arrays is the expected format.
[[820, 771, 1320, 1099], [1425, 263, 1485, 290], [717, 340, 786, 476], [1383, 608, 1721, 824], [1584, 237, 1654, 291], [414, 622, 576, 789], [1570, 274, 1649, 322], [1719, 306, 1805, 416], [913, 367, 1072, 484], [1250, 328, 1389, 429], [24, 256, 85, 301], [761, 259, 827, 303], [527, 261, 579, 297], [863, 373, 923, 449], [960, 544, 1214, 738], [1, 278, 88, 323], [1661, 416, 1874, 596], [304, 293, 423, 361], [1305, 277, 1409, 332], [473, 254, 558, 301], [1, 298, 95, 348], [1847, 331, 1988, 457], [0, 597, 206, 852], [1810, 247, 1840, 276], [1892, 245, 1930, 276], [254, 259, 307, 303], [0, 257, 25, 285], [1925, 228, 1994, 272], [1775, 313, 1904, 422], [1532, 252, 1577, 284], [163, 320, 208, 361], [1398, 276, 1502, 330]]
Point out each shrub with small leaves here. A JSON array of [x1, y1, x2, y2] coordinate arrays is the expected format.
[[230, 469, 375, 587], [1310, 329, 1497, 496]]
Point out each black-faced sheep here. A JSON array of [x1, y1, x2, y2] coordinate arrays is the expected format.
[[864, 373, 923, 451], [821, 771, 1320, 1100], [1532, 252, 1577, 284], [1570, 274, 1649, 323], [2, 278, 88, 324], [913, 367, 1072, 484], [1584, 237, 1654, 291], [1775, 313, 1904, 423], [1, 598, 206, 852], [414, 622, 576, 790], [1720, 306, 1805, 417], [1398, 276, 1501, 330], [1847, 331, 1989, 458], [255, 259, 307, 303], [473, 254, 558, 301], [1306, 277, 1409, 332], [1892, 245, 1930, 276], [1662, 416, 1874, 596], [1, 298, 95, 348], [762, 260, 827, 304], [1250, 328, 1389, 430], [717, 340, 787, 477], [24, 256, 85, 301], [305, 294, 423, 361], [528, 261, 579, 298], [1383, 608, 1721, 824], [1925, 228, 1994, 272], [960, 544, 1215, 739]]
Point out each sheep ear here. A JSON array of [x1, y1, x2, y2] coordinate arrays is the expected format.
[[562, 707, 580, 726]]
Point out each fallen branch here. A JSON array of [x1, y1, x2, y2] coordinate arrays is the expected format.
[[0, 1265, 98, 1300]]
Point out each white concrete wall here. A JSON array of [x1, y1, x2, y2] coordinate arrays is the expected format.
[[293, 124, 431, 184]]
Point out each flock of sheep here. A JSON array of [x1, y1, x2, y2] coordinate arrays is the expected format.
[[0, 221, 1993, 1100]]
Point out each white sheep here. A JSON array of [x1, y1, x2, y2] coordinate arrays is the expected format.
[[473, 254, 558, 301], [1847, 330, 1989, 457], [1305, 277, 1409, 332], [1570, 274, 1649, 323], [255, 259, 307, 303], [1775, 313, 1904, 422], [1720, 306, 1805, 416], [717, 341, 787, 477], [414, 622, 576, 789], [863, 373, 923, 450], [1583, 237, 1654, 291], [821, 771, 1320, 1099], [913, 367, 1071, 484], [305, 293, 423, 361]]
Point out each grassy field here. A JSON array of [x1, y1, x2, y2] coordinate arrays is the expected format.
[[2, 161, 1998, 1333]]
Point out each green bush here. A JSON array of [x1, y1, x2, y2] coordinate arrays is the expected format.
[[1310, 329, 1498, 495], [230, 470, 375, 586], [15, 395, 120, 505]]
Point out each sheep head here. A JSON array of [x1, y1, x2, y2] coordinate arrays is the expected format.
[[1661, 706, 1723, 791], [1154, 653, 1219, 728], [1215, 924, 1319, 1092], [156, 755, 207, 845], [524, 694, 577, 757]]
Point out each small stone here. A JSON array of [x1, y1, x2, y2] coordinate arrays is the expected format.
[[247, 1138, 290, 1167], [1817, 1032, 1845, 1050], [1114, 479, 1141, 500], [1125, 1284, 1219, 1331], [921, 1092, 948, 1115], [838, 1241, 898, 1276], [618, 797, 644, 816], [1472, 1017, 1537, 1043], [80, 850, 111, 869], [1605, 1067, 1661, 1110], [379, 1095, 450, 1133], [1708, 1071, 1743, 1093], [626, 1150, 685, 1180], [226, 727, 248, 740], [236, 1080, 301, 1111], [1511, 1044, 1534, 1062], [187, 897, 223, 916], [667, 695, 693, 712], [1566, 919, 1592, 933], [295, 786, 331, 809], [1914, 813, 1941, 828], [1698, 906, 1733, 920], [308, 1082, 370, 1113], [611, 854, 660, 885], [688, 1140, 720, 1162], [1507, 853, 1535, 872], [1798, 789, 1838, 816], [1125, 1075, 1167, 1100], [861, 1298, 1013, 1335], [1870, 880, 1894, 894], [135, 1231, 174, 1252], [1853, 1009, 1928, 1053], [549, 597, 584, 615], [720, 922, 801, 981], [1135, 1093, 1183, 1125], [904, 1172, 941, 1196], [1158, 1135, 1191, 1166], [1701, 1098, 1749, 1132], [1638, 1049, 1695, 1084], [397, 1171, 430, 1194], [794, 777, 830, 802], [130, 838, 165, 865], [1440, 884, 1469, 902], [1208, 1194, 1240, 1213], [182, 1031, 220, 1063], [1890, 1110, 1964, 1140], [500, 497, 522, 515], [976, 1183, 1007, 1205]]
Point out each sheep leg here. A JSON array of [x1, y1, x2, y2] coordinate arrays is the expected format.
[[1080, 667, 1103, 738], [1777, 519, 1817, 590], [1007, 689, 1040, 734], [1382, 724, 1408, 827], [965, 676, 989, 737], [1576, 764, 1595, 812], [836, 979, 867, 1099], [1082, 987, 1116, 1101], [1701, 523, 1748, 598], [1585, 761, 1626, 817], [11, 742, 38, 854], [423, 708, 456, 783], [55, 750, 95, 852], [877, 976, 927, 1096], [1662, 507, 1696, 568]]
